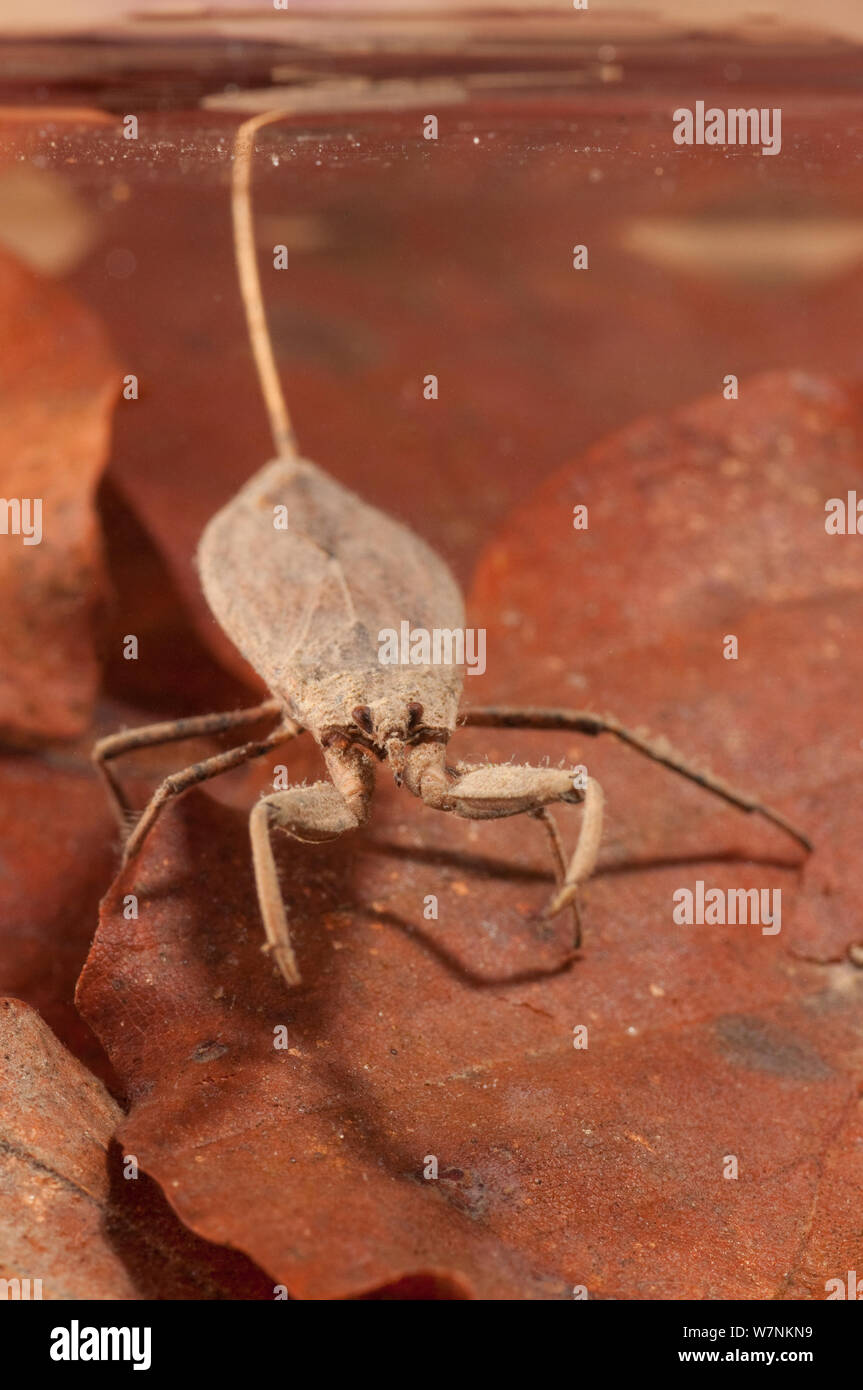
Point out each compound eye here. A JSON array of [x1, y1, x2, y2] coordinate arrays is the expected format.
[[352, 705, 374, 734], [407, 702, 424, 731]]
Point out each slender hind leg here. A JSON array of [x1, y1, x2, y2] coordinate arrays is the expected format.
[[123, 720, 300, 865], [93, 698, 285, 824], [462, 705, 811, 852]]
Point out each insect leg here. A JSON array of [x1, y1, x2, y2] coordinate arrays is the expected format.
[[93, 699, 286, 825], [436, 760, 603, 944], [250, 780, 370, 988], [531, 806, 583, 946], [541, 777, 605, 925], [121, 721, 299, 865], [461, 705, 811, 852]]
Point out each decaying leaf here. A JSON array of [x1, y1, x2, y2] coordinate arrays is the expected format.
[[0, 746, 118, 1081], [0, 997, 277, 1300], [0, 246, 117, 745], [76, 371, 863, 1299], [0, 997, 129, 1300]]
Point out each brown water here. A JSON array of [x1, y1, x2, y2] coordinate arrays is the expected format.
[[1, 17, 861, 604]]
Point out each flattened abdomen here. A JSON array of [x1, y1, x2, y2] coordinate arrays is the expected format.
[[197, 458, 466, 710]]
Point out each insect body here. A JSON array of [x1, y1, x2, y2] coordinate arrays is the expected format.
[[198, 453, 465, 785], [94, 111, 811, 989]]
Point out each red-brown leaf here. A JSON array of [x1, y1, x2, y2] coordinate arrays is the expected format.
[[77, 371, 863, 1299]]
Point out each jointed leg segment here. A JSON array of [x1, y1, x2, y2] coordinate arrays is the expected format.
[[441, 760, 605, 942], [250, 778, 370, 988], [462, 705, 811, 852], [93, 698, 285, 825], [121, 720, 300, 865], [543, 776, 605, 922], [442, 700, 810, 948], [533, 805, 587, 946]]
